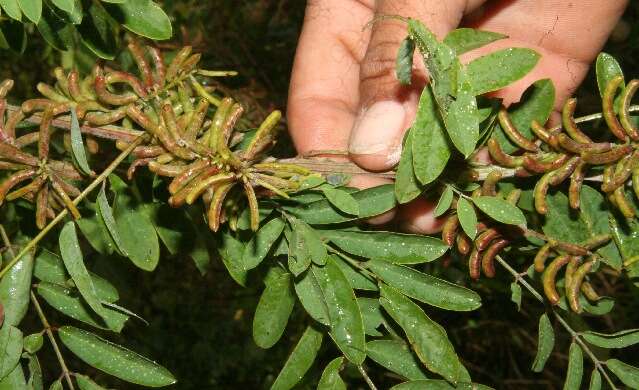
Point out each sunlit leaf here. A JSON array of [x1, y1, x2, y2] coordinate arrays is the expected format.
[[456, 198, 477, 240], [104, 0, 171, 40], [466, 48, 540, 95], [473, 196, 526, 226], [443, 28, 506, 55], [396, 37, 415, 85]]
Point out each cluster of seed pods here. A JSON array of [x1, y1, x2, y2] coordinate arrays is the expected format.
[[0, 41, 312, 232]]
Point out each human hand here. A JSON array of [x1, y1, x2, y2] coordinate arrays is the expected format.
[[287, 0, 628, 233]]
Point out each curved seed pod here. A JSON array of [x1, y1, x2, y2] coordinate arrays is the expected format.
[[50, 173, 80, 198], [208, 182, 235, 232], [66, 70, 84, 102], [242, 178, 260, 232], [534, 171, 553, 215], [38, 107, 55, 159], [534, 242, 554, 272], [569, 160, 587, 209], [168, 159, 209, 194], [252, 163, 311, 176], [614, 186, 635, 218], [620, 79, 639, 140], [36, 83, 69, 103], [127, 158, 153, 180], [542, 255, 570, 305], [603, 75, 628, 141], [468, 248, 482, 280], [475, 228, 501, 251], [556, 134, 611, 154], [505, 189, 522, 205], [0, 142, 38, 166], [128, 41, 153, 90], [0, 169, 36, 204], [49, 176, 81, 220], [219, 103, 243, 148], [481, 239, 509, 278], [95, 71, 138, 106], [21, 98, 54, 113], [0, 161, 28, 170], [481, 170, 501, 196], [564, 256, 581, 291], [206, 97, 233, 150], [441, 215, 459, 246], [48, 161, 82, 181], [487, 138, 524, 168], [147, 45, 166, 87], [567, 260, 595, 313], [5, 110, 24, 139], [15, 133, 39, 148], [147, 161, 185, 178], [7, 174, 45, 201], [562, 98, 592, 143], [166, 46, 192, 81], [185, 172, 233, 205], [530, 119, 554, 144], [602, 154, 635, 192], [549, 157, 580, 186], [84, 107, 128, 126], [190, 77, 220, 106], [252, 173, 296, 190], [554, 241, 589, 256], [583, 145, 633, 165], [0, 79, 13, 98], [160, 103, 180, 142], [53, 68, 70, 96], [456, 234, 471, 255], [498, 108, 539, 152], [177, 83, 194, 115], [80, 73, 96, 100], [581, 281, 600, 301], [180, 54, 202, 74], [35, 184, 49, 229], [581, 234, 611, 250], [633, 168, 639, 201], [253, 177, 290, 199], [183, 99, 210, 141], [244, 110, 282, 161], [105, 71, 148, 98], [522, 153, 569, 173]]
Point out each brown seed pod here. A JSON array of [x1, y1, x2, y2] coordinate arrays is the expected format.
[[614, 186, 635, 218], [542, 255, 570, 305], [127, 158, 153, 180], [633, 167, 639, 201], [582, 145, 633, 165], [0, 142, 38, 166], [603, 75, 628, 141], [0, 79, 13, 98], [481, 238, 509, 278], [208, 182, 235, 232], [534, 243, 554, 272], [498, 109, 539, 152], [468, 248, 482, 280], [567, 259, 595, 313], [205, 97, 233, 150], [35, 184, 49, 229], [183, 98, 210, 142], [242, 178, 260, 232], [481, 171, 501, 196], [549, 156, 580, 186], [185, 172, 233, 205], [441, 215, 459, 246], [4, 110, 24, 140], [487, 138, 524, 168], [522, 153, 569, 173], [168, 159, 210, 194], [562, 98, 592, 143], [530, 120, 554, 145], [67, 70, 83, 102], [554, 241, 589, 256], [166, 46, 192, 81], [569, 160, 587, 209], [127, 41, 154, 90], [602, 154, 636, 192], [147, 45, 166, 88], [94, 70, 139, 106], [564, 256, 581, 290], [0, 169, 36, 204], [620, 79, 639, 140], [49, 176, 81, 220], [475, 228, 501, 251], [146, 161, 185, 178], [456, 234, 471, 255], [534, 171, 553, 215], [581, 281, 600, 302], [556, 133, 611, 154], [38, 107, 55, 159], [243, 110, 282, 161]]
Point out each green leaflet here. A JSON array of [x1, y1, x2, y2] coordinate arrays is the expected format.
[[270, 326, 323, 390], [321, 187, 359, 216], [77, 0, 117, 60], [494, 79, 555, 153], [76, 374, 108, 390], [510, 282, 522, 311], [588, 369, 602, 390], [395, 128, 422, 204], [473, 196, 526, 226], [0, 364, 25, 389], [77, 202, 117, 255], [390, 380, 493, 390], [294, 270, 330, 326], [50, 0, 73, 13], [285, 184, 397, 225], [70, 107, 93, 175], [24, 353, 41, 390], [531, 313, 555, 372], [37, 283, 129, 332], [0, 325, 22, 380], [242, 217, 285, 271], [333, 255, 377, 291], [443, 28, 506, 55], [367, 259, 481, 311], [59, 222, 109, 320], [23, 333, 43, 354], [321, 230, 448, 264], [217, 231, 248, 287], [434, 186, 454, 217], [104, 0, 172, 40], [607, 359, 639, 389], [289, 218, 327, 273], [253, 273, 296, 349], [358, 298, 384, 336], [317, 357, 346, 390], [411, 88, 451, 186], [582, 328, 639, 349], [595, 53, 624, 98], [379, 284, 466, 383], [563, 342, 583, 390], [366, 340, 429, 381], [313, 259, 366, 365], [0, 248, 33, 327], [50, 379, 62, 390], [444, 66, 479, 157], [456, 198, 477, 240], [0, 0, 21, 21], [97, 184, 127, 256], [466, 48, 540, 95], [115, 202, 160, 272], [17, 0, 40, 23], [58, 326, 176, 387], [396, 37, 415, 85], [37, 4, 73, 51]]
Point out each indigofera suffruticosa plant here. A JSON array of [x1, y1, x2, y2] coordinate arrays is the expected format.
[[1, 16, 639, 390]]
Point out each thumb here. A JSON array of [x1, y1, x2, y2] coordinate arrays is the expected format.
[[349, 0, 485, 171]]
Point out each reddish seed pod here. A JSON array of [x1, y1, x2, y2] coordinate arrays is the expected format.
[[67, 70, 83, 101], [549, 156, 580, 186], [555, 241, 589, 256], [542, 255, 570, 305], [620, 79, 639, 140], [556, 133, 611, 154], [127, 41, 153, 90], [95, 71, 138, 106], [208, 182, 235, 232], [441, 215, 459, 247], [147, 45, 166, 88], [35, 185, 49, 230], [105, 71, 148, 98], [0, 169, 36, 205], [468, 248, 482, 280], [581, 281, 600, 302], [580, 234, 611, 250], [481, 171, 501, 196], [534, 242, 554, 272], [475, 228, 501, 251], [498, 109, 539, 152], [168, 159, 209, 194], [603, 75, 628, 141], [6, 175, 45, 201], [242, 179, 260, 232], [0, 142, 38, 166], [4, 110, 24, 140], [184, 99, 210, 142], [522, 153, 569, 173], [481, 239, 509, 278], [569, 160, 587, 209], [533, 172, 552, 215], [127, 158, 153, 180], [562, 98, 592, 143], [166, 46, 192, 81], [567, 259, 595, 313], [185, 172, 233, 205], [456, 234, 471, 255], [602, 154, 635, 192], [530, 120, 553, 144], [487, 139, 524, 168], [582, 145, 633, 165]]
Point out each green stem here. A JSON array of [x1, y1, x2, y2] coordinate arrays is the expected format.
[[357, 365, 378, 390], [0, 135, 146, 279], [494, 255, 617, 390]]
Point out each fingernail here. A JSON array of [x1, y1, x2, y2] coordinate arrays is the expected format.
[[349, 100, 406, 156]]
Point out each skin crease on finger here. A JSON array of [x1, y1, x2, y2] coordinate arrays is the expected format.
[[287, 0, 628, 234]]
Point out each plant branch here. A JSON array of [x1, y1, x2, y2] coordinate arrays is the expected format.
[[357, 365, 378, 390], [0, 225, 75, 390], [0, 135, 146, 279]]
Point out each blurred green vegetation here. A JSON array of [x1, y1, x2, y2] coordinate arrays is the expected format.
[[2, 1, 639, 389]]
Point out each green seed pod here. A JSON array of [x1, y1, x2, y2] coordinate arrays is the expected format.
[[549, 156, 580, 186], [562, 98, 592, 143], [498, 109, 538, 152], [481, 171, 501, 196], [243, 110, 282, 161], [36, 83, 69, 103], [49, 176, 81, 220], [581, 281, 600, 302], [580, 234, 611, 250], [542, 255, 570, 305], [582, 145, 633, 165], [481, 238, 509, 278], [242, 178, 260, 232], [523, 153, 569, 173], [166, 46, 192, 81], [128, 41, 153, 90], [614, 186, 635, 219], [185, 172, 234, 205], [208, 182, 235, 232], [569, 160, 587, 209], [168, 159, 210, 194], [487, 138, 524, 168], [602, 75, 628, 141], [505, 189, 522, 205], [534, 171, 553, 215], [567, 259, 595, 313], [620, 79, 639, 140], [534, 242, 554, 272], [556, 133, 611, 154]]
